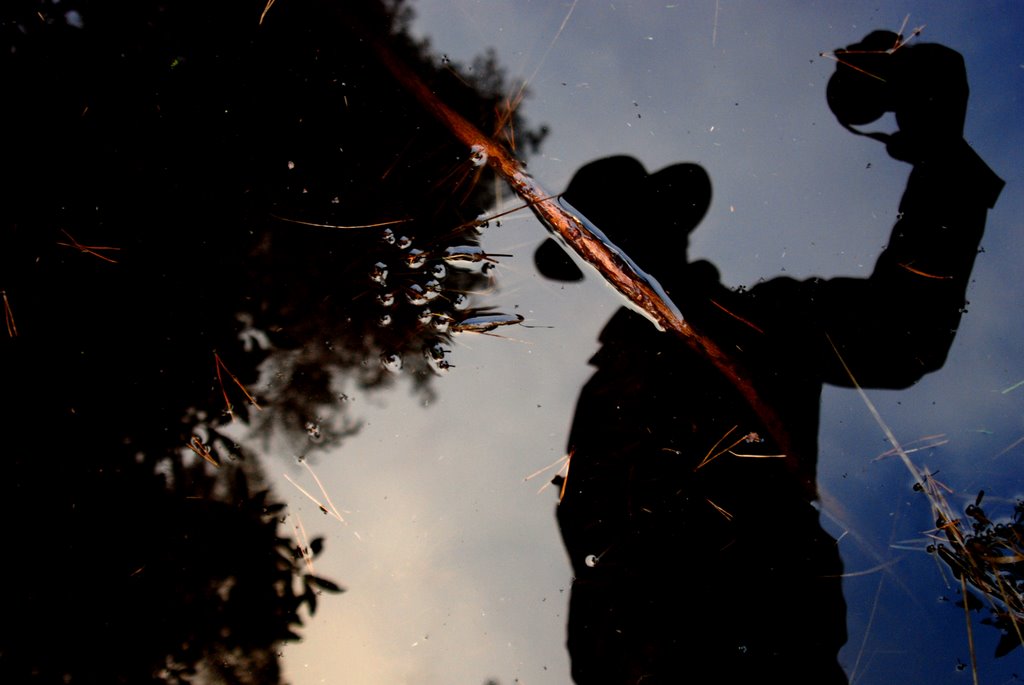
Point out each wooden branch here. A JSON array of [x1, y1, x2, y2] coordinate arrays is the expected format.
[[367, 31, 801, 481]]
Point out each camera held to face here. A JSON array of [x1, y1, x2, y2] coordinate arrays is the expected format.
[[825, 30, 905, 127], [826, 30, 967, 156]]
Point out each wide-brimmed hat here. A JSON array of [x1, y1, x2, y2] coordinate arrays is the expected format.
[[534, 156, 712, 282]]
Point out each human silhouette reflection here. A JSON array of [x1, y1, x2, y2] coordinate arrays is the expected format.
[[537, 33, 1003, 684]]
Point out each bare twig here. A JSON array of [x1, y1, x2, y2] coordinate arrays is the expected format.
[[56, 229, 121, 263], [2, 290, 16, 337], [214, 351, 262, 419]]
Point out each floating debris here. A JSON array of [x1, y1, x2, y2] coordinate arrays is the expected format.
[[451, 312, 525, 334]]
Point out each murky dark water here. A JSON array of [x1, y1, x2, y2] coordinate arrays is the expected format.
[[4, 1, 1022, 683]]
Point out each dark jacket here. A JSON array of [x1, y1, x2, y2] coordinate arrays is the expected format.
[[556, 143, 1003, 684]]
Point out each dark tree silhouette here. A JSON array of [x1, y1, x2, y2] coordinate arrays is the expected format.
[[1, 0, 544, 681]]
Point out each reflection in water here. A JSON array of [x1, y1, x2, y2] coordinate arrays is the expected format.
[[537, 33, 1003, 683], [1, 0, 543, 681], [931, 493, 1024, 658]]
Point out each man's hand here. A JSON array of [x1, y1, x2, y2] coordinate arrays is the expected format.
[[827, 31, 968, 163]]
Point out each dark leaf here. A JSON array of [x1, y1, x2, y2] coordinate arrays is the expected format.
[[263, 502, 286, 516], [306, 574, 344, 593], [995, 631, 1023, 658], [304, 587, 318, 616], [278, 628, 303, 643]]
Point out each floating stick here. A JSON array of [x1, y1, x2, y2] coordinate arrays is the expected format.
[[363, 22, 798, 478]]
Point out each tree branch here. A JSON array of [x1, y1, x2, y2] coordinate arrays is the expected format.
[[366, 27, 802, 484]]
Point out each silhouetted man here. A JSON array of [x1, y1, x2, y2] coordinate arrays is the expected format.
[[536, 32, 1003, 683]]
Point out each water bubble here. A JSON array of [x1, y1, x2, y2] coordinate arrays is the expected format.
[[432, 313, 453, 333], [427, 357, 452, 375], [396, 235, 413, 250], [380, 353, 402, 373], [304, 421, 322, 440], [287, 160, 296, 170], [482, 262, 496, 274], [65, 10, 84, 29], [584, 554, 599, 568], [469, 144, 488, 167], [406, 284, 428, 306], [425, 343, 449, 361], [443, 245, 486, 264], [377, 313, 392, 327], [406, 249, 426, 269], [381, 228, 395, 244], [452, 293, 470, 310], [424, 345, 452, 375], [430, 263, 447, 280], [417, 308, 434, 325], [369, 262, 388, 286], [422, 279, 441, 301], [452, 313, 524, 334], [377, 292, 395, 307]]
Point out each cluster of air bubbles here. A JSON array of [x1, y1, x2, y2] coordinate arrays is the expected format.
[[363, 220, 521, 375], [304, 421, 322, 441]]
